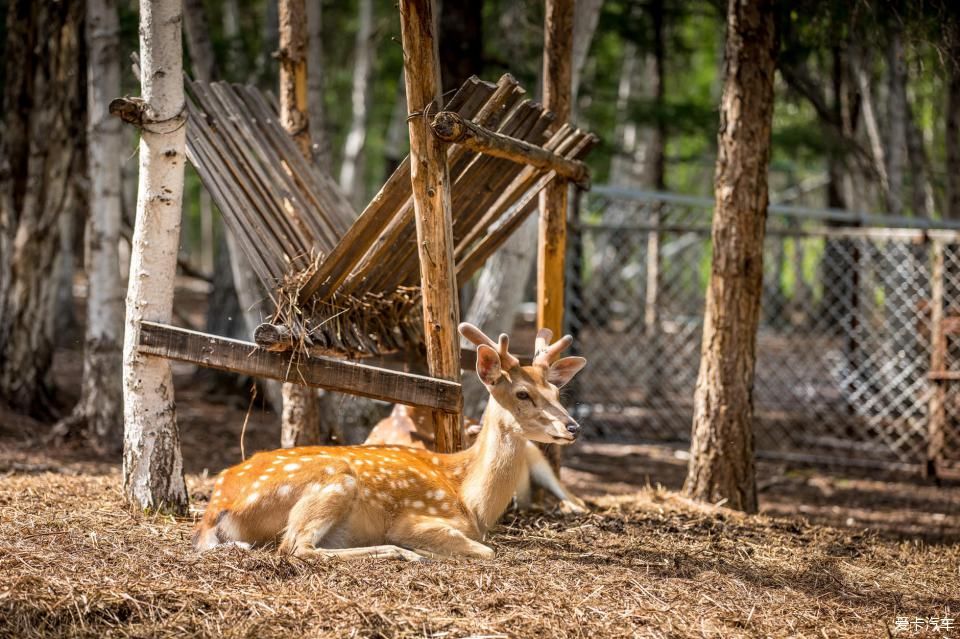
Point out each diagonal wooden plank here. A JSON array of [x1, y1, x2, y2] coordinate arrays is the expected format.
[[137, 321, 461, 413]]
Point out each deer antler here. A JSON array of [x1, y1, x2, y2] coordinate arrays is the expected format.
[[458, 322, 521, 369], [533, 328, 574, 368]]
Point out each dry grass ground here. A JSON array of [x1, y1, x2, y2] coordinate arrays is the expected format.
[[0, 337, 958, 638]]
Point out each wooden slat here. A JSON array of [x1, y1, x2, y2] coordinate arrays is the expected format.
[[137, 321, 461, 412]]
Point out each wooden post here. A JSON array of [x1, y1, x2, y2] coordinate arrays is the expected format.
[[538, 0, 574, 472], [927, 240, 946, 479], [399, 0, 463, 452]]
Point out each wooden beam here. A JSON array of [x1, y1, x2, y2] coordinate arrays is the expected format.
[[537, 0, 575, 473], [399, 0, 463, 452], [430, 111, 590, 187], [137, 321, 461, 413]]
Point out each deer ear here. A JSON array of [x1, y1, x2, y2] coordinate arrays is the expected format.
[[547, 356, 586, 387], [475, 344, 502, 386]]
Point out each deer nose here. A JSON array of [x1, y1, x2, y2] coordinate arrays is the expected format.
[[565, 422, 580, 436]]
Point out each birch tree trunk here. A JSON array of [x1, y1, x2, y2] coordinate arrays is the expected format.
[[279, 0, 322, 446], [74, 0, 124, 452], [122, 0, 189, 513], [684, 0, 777, 514], [338, 0, 374, 208], [0, 0, 84, 417]]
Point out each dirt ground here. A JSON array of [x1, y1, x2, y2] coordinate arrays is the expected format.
[[1, 333, 959, 637]]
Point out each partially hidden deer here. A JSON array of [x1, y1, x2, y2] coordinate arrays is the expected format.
[[193, 323, 587, 561], [365, 404, 587, 513]]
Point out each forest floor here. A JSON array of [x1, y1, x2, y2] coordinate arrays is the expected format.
[[1, 298, 959, 638]]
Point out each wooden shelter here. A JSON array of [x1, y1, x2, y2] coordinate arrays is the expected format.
[[125, 0, 591, 453]]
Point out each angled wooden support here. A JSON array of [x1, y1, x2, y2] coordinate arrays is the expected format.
[[429, 111, 590, 188], [137, 321, 461, 412], [399, 0, 463, 452]]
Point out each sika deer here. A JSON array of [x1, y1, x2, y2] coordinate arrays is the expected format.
[[193, 323, 586, 561], [365, 405, 587, 513]]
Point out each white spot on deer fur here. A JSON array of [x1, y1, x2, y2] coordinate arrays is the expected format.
[[431, 456, 440, 465], [428, 506, 438, 515], [310, 483, 323, 493], [325, 484, 346, 497], [412, 500, 425, 509], [243, 464, 252, 470], [325, 466, 335, 475], [213, 490, 222, 498], [258, 475, 268, 481], [215, 476, 224, 485], [265, 467, 275, 473], [283, 463, 301, 472], [272, 459, 282, 465], [252, 481, 261, 489], [342, 476, 357, 489], [277, 485, 292, 497], [245, 492, 260, 505], [300, 457, 312, 462]]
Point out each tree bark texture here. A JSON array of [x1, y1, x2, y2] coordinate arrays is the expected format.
[[78, 0, 124, 453], [885, 30, 906, 216], [279, 0, 310, 158], [122, 0, 189, 514], [684, 0, 777, 514], [400, 0, 463, 453], [0, 0, 84, 417], [279, 0, 322, 446]]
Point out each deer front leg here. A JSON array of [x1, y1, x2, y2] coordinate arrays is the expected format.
[[525, 442, 588, 514], [387, 515, 495, 560]]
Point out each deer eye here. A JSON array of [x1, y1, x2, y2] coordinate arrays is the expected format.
[[515, 389, 530, 401]]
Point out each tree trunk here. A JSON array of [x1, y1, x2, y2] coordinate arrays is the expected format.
[[885, 30, 906, 216], [73, 0, 124, 453], [439, 0, 483, 92], [279, 0, 322, 446], [122, 0, 189, 514], [278, 0, 310, 157], [0, 0, 84, 417], [684, 0, 777, 514], [307, 0, 331, 173], [338, 0, 374, 208], [946, 19, 960, 222]]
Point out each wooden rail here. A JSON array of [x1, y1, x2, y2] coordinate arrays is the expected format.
[[137, 321, 461, 413], [429, 111, 590, 188]]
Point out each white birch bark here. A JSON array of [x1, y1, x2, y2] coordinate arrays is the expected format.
[[122, 0, 189, 513], [338, 0, 374, 208], [80, 0, 125, 452]]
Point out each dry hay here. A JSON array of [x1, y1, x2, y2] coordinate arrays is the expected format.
[[1, 469, 958, 639]]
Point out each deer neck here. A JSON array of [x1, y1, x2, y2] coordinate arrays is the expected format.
[[458, 399, 527, 534]]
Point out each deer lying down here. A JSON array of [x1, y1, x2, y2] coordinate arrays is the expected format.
[[193, 324, 587, 561], [365, 404, 588, 513]]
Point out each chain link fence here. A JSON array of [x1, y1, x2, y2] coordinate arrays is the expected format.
[[564, 187, 960, 477]]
